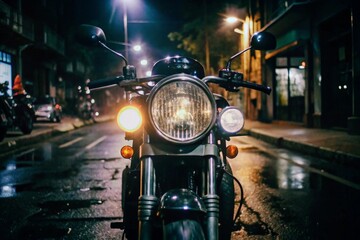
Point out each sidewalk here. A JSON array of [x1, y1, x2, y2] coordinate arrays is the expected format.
[[1, 115, 360, 170], [242, 120, 360, 169]]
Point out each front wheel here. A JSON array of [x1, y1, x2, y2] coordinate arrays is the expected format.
[[164, 219, 205, 240], [218, 163, 235, 240], [17, 109, 33, 134]]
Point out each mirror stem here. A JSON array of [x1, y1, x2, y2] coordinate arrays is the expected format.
[[226, 46, 252, 70], [98, 41, 128, 65]]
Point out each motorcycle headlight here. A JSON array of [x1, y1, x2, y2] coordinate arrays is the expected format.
[[218, 107, 244, 134], [148, 74, 216, 144], [117, 106, 142, 132]]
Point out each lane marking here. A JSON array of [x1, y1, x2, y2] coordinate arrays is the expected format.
[[85, 136, 107, 150], [59, 137, 83, 148]]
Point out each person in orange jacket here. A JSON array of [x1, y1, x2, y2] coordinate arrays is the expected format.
[[12, 74, 26, 96]]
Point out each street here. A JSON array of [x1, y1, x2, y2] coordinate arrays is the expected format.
[[0, 120, 359, 239]]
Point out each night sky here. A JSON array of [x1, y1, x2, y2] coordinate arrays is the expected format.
[[69, 0, 243, 60], [69, 0, 195, 60]]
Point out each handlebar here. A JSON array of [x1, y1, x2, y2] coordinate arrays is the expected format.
[[87, 75, 166, 90], [87, 76, 125, 90], [203, 75, 271, 95], [87, 72, 271, 95], [236, 79, 271, 95]]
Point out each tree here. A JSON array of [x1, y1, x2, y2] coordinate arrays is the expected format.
[[168, 1, 243, 75]]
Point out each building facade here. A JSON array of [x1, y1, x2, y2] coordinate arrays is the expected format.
[[251, 0, 359, 134], [0, 0, 86, 114]]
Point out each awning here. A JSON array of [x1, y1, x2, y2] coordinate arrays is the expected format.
[[261, 1, 312, 59], [260, 1, 311, 36], [265, 40, 300, 60]]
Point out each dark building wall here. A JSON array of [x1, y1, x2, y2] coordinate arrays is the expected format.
[[260, 0, 359, 133]]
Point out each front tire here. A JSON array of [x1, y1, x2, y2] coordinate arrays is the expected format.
[[18, 109, 33, 134], [218, 163, 235, 240], [164, 219, 205, 240]]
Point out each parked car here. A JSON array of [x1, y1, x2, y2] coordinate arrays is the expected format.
[[34, 95, 62, 122]]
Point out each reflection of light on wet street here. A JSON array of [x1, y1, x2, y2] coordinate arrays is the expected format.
[[0, 143, 57, 198], [6, 161, 16, 170], [0, 185, 16, 197], [276, 159, 308, 189]]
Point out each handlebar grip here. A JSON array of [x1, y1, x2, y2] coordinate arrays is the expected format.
[[87, 76, 124, 90], [237, 80, 272, 95], [203, 76, 271, 95]]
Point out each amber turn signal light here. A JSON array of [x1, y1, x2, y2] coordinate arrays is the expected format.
[[226, 145, 238, 159], [120, 145, 134, 159]]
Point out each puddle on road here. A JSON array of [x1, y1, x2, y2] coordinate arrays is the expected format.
[[261, 159, 309, 190], [0, 143, 55, 170], [254, 149, 342, 191], [0, 182, 34, 198], [259, 156, 352, 191]]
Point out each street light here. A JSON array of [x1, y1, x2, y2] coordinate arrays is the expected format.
[[140, 59, 148, 66], [133, 44, 141, 52], [122, 0, 128, 60], [225, 16, 245, 25], [224, 16, 250, 109]]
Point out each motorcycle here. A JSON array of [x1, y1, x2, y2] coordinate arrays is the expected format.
[[76, 85, 99, 122], [0, 81, 35, 142], [77, 24, 276, 240]]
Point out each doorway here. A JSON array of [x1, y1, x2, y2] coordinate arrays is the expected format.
[[320, 9, 352, 129], [275, 56, 306, 122]]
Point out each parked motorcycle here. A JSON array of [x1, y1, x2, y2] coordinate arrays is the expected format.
[[77, 24, 276, 240], [76, 85, 99, 121], [0, 81, 35, 142]]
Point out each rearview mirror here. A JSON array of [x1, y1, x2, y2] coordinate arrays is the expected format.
[[76, 24, 107, 47], [250, 32, 276, 50]]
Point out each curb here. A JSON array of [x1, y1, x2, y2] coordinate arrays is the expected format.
[[244, 128, 360, 170]]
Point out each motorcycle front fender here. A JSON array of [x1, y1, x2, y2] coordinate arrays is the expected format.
[[159, 189, 206, 217]]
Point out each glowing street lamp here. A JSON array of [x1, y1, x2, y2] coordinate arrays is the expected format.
[[145, 70, 152, 77], [133, 44, 142, 52], [122, 0, 128, 60], [225, 16, 245, 25], [140, 59, 148, 66]]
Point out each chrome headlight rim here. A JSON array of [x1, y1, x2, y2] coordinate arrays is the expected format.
[[218, 106, 244, 135], [148, 74, 217, 144]]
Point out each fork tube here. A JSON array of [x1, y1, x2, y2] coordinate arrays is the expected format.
[[204, 131, 219, 240], [138, 133, 157, 240]]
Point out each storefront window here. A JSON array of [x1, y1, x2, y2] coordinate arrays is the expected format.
[[289, 68, 305, 97], [275, 56, 305, 122], [0, 51, 13, 96], [276, 68, 288, 106]]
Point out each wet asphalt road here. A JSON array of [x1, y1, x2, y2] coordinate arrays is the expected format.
[[0, 120, 359, 239]]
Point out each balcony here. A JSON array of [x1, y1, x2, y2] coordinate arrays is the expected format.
[[0, 0, 34, 45], [41, 25, 65, 56], [0, 1, 64, 57], [65, 60, 86, 75], [262, 0, 312, 35], [269, 0, 313, 20]]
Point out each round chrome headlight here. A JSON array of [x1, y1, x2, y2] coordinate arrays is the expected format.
[[148, 74, 216, 143]]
